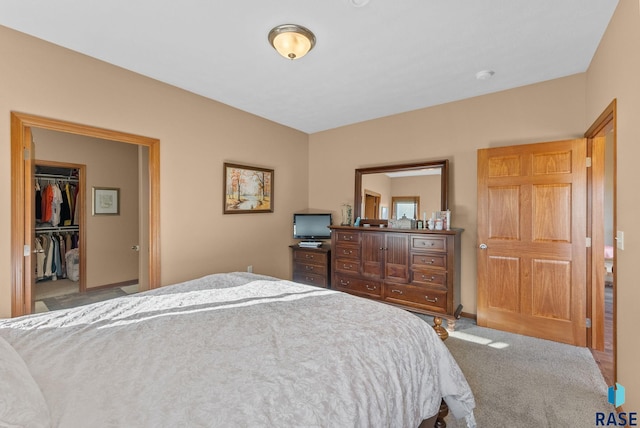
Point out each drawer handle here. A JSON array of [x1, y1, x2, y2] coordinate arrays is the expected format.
[[365, 284, 376, 291], [306, 276, 315, 282], [343, 264, 353, 269], [305, 254, 314, 259], [340, 280, 350, 287], [425, 296, 439, 303], [342, 250, 353, 255], [422, 258, 435, 264], [305, 266, 314, 271], [421, 241, 435, 247], [344, 236, 352, 241], [421, 274, 435, 282], [391, 289, 403, 295]]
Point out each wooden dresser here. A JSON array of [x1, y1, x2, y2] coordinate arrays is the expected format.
[[290, 244, 331, 288], [329, 226, 462, 328]]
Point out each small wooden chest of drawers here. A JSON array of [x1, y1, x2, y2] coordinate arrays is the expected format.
[[290, 244, 331, 288]]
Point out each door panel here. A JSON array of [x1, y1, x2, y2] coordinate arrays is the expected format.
[[486, 256, 520, 312], [477, 139, 587, 346], [531, 259, 571, 320], [488, 186, 520, 239]]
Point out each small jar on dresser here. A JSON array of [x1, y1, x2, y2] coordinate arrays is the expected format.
[[290, 244, 331, 288]]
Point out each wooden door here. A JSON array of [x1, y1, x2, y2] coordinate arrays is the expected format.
[[477, 139, 587, 346], [364, 191, 380, 219]]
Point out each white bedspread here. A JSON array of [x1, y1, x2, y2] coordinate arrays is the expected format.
[[0, 272, 475, 427]]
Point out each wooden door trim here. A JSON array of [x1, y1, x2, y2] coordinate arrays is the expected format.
[[10, 112, 161, 317], [584, 99, 617, 378], [11, 113, 27, 316]]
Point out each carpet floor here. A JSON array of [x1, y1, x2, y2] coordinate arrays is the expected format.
[[414, 315, 615, 427], [41, 287, 130, 311]]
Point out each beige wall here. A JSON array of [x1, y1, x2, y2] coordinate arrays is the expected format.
[[0, 25, 309, 317], [309, 73, 588, 316], [32, 128, 140, 289], [586, 0, 640, 412]]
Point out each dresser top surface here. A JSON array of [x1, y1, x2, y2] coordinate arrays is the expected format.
[[329, 226, 463, 235]]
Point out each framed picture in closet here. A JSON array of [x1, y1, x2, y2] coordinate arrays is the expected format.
[[223, 162, 274, 214], [92, 187, 120, 215]]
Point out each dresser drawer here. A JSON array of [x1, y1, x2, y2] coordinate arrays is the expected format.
[[335, 244, 360, 260], [335, 231, 360, 244], [293, 261, 327, 275], [384, 284, 448, 313], [293, 250, 328, 265], [411, 253, 446, 269], [333, 274, 382, 298], [410, 269, 447, 288], [293, 272, 328, 288], [334, 257, 359, 274], [411, 236, 446, 252]]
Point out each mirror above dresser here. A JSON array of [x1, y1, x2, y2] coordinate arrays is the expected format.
[[354, 159, 449, 222]]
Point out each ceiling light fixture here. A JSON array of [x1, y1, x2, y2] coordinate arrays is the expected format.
[[268, 24, 316, 60], [476, 70, 495, 80]]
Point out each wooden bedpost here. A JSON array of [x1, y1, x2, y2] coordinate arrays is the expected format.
[[433, 316, 449, 340], [433, 316, 450, 428]]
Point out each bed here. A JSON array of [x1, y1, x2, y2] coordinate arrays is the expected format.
[[0, 272, 476, 427]]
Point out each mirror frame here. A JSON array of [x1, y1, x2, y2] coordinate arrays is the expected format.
[[354, 159, 449, 221]]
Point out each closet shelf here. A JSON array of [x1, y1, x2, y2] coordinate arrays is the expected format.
[[35, 173, 79, 182]]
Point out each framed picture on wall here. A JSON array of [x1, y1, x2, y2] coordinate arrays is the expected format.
[[92, 187, 120, 215], [223, 163, 274, 214]]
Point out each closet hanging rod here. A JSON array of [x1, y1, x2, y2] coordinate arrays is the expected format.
[[35, 226, 79, 233], [35, 173, 79, 182]]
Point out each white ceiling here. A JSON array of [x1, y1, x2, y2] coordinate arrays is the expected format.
[[0, 0, 618, 134]]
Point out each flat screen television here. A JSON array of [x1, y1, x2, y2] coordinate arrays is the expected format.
[[293, 213, 332, 241]]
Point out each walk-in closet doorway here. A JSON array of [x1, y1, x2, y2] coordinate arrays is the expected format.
[[11, 112, 160, 317], [34, 160, 86, 300]]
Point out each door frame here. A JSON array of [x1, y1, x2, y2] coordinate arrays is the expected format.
[[10, 112, 161, 317], [585, 99, 617, 380]]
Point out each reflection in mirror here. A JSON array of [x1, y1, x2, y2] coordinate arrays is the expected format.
[[354, 160, 448, 222]]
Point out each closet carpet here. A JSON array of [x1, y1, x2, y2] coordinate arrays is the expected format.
[[35, 280, 138, 313], [41, 287, 129, 311]]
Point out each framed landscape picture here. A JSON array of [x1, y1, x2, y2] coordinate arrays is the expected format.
[[223, 163, 274, 214]]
